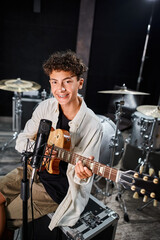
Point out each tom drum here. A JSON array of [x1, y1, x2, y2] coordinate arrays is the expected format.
[[130, 111, 160, 150]]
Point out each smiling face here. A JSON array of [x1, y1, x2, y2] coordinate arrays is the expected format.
[[49, 70, 84, 107]]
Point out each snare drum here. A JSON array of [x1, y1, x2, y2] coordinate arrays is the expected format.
[[130, 111, 160, 150], [97, 115, 124, 166]]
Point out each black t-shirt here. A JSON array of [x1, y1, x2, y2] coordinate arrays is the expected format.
[[38, 106, 69, 204]]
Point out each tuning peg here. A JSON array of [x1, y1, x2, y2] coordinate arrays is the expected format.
[[140, 189, 145, 195], [139, 165, 143, 174], [134, 173, 139, 178], [153, 199, 158, 207], [153, 178, 159, 184], [133, 192, 139, 199], [150, 192, 156, 199], [143, 176, 148, 181], [131, 185, 136, 191], [149, 168, 154, 176], [143, 195, 148, 202]]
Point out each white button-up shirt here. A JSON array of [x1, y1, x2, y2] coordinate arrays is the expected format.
[[16, 97, 103, 230]]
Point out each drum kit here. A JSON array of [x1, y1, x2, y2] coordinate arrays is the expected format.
[[97, 84, 156, 172], [0, 78, 41, 151], [95, 84, 160, 219]]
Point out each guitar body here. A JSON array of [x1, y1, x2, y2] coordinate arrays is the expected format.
[[45, 128, 71, 174]]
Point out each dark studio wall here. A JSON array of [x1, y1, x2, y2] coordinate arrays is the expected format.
[[86, 0, 160, 115], [0, 0, 160, 118], [0, 0, 80, 116]]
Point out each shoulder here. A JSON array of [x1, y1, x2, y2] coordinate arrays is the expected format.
[[39, 97, 57, 106], [81, 100, 103, 131], [36, 97, 57, 110]]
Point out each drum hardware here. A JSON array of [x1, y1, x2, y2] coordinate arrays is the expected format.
[[98, 86, 143, 221], [137, 105, 160, 119], [96, 114, 124, 167], [93, 109, 124, 198], [0, 92, 23, 151], [0, 78, 41, 151], [138, 117, 158, 174], [132, 117, 160, 211], [109, 100, 124, 168], [130, 110, 160, 150], [130, 116, 158, 175], [98, 83, 150, 96], [115, 184, 129, 222], [111, 100, 129, 221], [41, 89, 47, 101], [93, 100, 126, 208]]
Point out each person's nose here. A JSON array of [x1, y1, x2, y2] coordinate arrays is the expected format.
[[57, 82, 65, 91]]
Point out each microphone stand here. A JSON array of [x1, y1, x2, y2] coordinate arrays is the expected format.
[[136, 2, 155, 91], [20, 151, 32, 240]]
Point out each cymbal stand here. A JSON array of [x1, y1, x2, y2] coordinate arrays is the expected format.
[[104, 99, 125, 196], [112, 99, 130, 221], [94, 98, 129, 220], [0, 92, 22, 151]]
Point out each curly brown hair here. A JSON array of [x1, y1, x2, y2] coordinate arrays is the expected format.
[[43, 50, 88, 78]]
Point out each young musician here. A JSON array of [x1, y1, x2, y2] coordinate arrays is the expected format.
[[0, 50, 103, 239]]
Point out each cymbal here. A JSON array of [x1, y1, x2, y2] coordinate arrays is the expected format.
[[0, 78, 41, 92], [137, 105, 160, 118], [98, 89, 150, 95]]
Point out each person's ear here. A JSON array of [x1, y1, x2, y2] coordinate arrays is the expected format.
[[78, 78, 84, 89]]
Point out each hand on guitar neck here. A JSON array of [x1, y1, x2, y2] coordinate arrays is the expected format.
[[75, 158, 93, 180]]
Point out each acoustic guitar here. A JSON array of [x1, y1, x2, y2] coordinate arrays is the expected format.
[[39, 128, 160, 203]]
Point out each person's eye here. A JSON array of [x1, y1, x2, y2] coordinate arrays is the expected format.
[[51, 80, 57, 85], [65, 79, 72, 84]]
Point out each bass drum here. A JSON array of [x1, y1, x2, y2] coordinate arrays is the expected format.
[[97, 115, 124, 166]]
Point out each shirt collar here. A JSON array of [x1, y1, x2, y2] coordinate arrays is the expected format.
[[69, 97, 87, 129], [53, 97, 87, 129]]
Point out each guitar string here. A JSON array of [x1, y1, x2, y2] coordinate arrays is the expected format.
[[43, 146, 159, 196], [27, 138, 147, 182], [39, 145, 138, 181], [44, 145, 139, 183], [52, 145, 118, 176], [40, 146, 145, 187], [60, 150, 146, 183]]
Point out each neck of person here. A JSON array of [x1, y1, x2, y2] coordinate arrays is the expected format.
[[60, 97, 82, 120]]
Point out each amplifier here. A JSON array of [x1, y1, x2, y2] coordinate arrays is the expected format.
[[60, 195, 119, 240]]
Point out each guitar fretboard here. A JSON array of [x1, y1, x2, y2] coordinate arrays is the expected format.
[[54, 145, 118, 182]]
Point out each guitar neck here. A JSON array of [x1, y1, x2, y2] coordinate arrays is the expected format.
[[54, 145, 119, 182]]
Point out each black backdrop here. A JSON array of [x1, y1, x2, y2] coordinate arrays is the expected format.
[[86, 0, 160, 114], [0, 0, 160, 117]]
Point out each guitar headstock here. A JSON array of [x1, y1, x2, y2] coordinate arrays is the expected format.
[[119, 170, 160, 204]]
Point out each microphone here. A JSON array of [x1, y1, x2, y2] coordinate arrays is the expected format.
[[31, 119, 52, 181]]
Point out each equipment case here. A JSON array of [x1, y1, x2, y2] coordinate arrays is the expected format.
[[27, 195, 119, 240], [59, 195, 119, 240]]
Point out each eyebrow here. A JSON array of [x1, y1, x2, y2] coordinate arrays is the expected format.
[[50, 75, 76, 81]]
